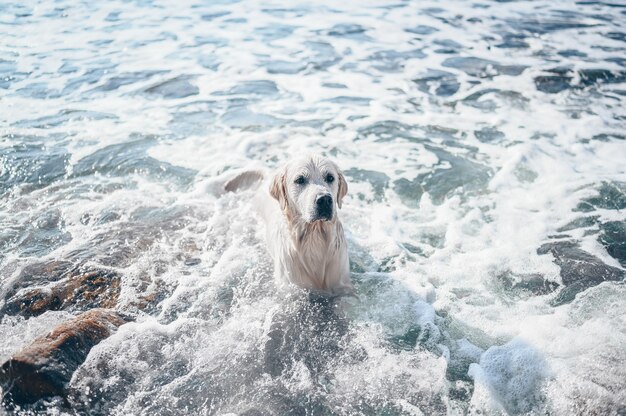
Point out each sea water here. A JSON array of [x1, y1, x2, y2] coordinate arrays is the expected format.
[[1, 0, 625, 414]]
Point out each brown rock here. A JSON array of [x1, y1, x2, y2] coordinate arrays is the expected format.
[[3, 267, 121, 317], [0, 309, 129, 406]]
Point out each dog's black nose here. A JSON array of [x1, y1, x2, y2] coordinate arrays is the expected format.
[[316, 194, 332, 209]]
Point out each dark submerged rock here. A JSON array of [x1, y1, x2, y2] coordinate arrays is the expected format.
[[537, 241, 625, 305], [0, 309, 129, 407]]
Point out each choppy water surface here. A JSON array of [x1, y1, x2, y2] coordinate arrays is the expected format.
[[1, 0, 626, 414]]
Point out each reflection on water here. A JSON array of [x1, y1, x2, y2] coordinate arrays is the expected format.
[[1, 0, 625, 414]]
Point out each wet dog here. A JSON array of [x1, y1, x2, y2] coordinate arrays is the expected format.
[[226, 154, 353, 295], [261, 154, 353, 294]]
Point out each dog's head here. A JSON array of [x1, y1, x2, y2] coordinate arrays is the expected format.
[[270, 154, 348, 223]]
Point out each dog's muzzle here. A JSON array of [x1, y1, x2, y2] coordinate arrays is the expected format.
[[314, 194, 333, 221]]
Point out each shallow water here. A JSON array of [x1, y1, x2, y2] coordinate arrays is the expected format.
[[1, 0, 626, 414]]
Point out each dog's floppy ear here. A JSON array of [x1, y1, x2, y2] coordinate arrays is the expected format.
[[337, 169, 348, 209], [270, 168, 288, 211]]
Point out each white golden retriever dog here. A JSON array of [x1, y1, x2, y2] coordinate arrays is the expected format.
[[226, 154, 353, 295]]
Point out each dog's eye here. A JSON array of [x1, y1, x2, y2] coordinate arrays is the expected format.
[[294, 176, 306, 185], [325, 174, 335, 183]]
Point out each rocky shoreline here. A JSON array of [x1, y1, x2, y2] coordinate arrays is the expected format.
[[0, 261, 161, 409], [0, 309, 129, 407]]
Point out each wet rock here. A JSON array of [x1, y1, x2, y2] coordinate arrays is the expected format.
[[0, 309, 129, 407], [2, 266, 121, 317], [144, 75, 198, 98], [2, 261, 71, 297], [537, 241, 625, 305]]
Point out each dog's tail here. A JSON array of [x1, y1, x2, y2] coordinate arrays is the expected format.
[[224, 169, 265, 193]]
